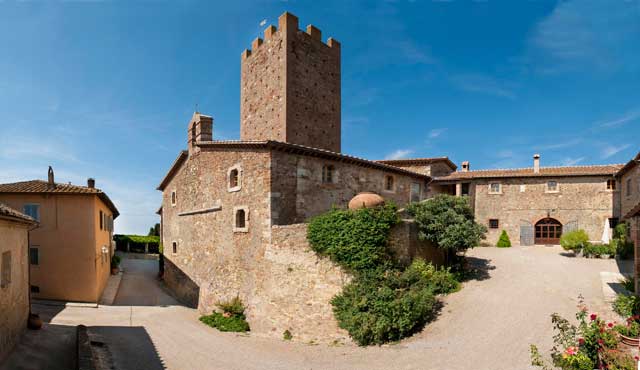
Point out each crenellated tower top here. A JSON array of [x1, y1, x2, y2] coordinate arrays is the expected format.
[[240, 12, 341, 153]]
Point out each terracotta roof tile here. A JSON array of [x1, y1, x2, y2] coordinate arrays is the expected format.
[[435, 164, 624, 181], [376, 157, 457, 170], [0, 203, 36, 224], [0, 180, 119, 217]]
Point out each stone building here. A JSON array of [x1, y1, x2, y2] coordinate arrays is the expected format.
[[158, 12, 433, 343], [617, 152, 640, 290], [0, 203, 36, 363], [428, 155, 623, 245], [0, 168, 119, 303]]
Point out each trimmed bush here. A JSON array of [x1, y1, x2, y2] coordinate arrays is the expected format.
[[496, 230, 511, 248], [613, 223, 634, 260], [402, 259, 460, 295], [582, 243, 615, 258], [307, 203, 400, 273], [560, 230, 590, 252], [407, 194, 487, 253], [199, 297, 250, 332]]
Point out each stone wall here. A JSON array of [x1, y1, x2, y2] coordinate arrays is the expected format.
[[621, 164, 640, 218], [388, 220, 446, 267], [471, 176, 616, 245], [0, 219, 29, 363], [271, 150, 428, 224], [240, 13, 341, 153]]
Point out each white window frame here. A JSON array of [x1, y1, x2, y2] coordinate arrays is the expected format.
[[488, 182, 502, 194], [227, 164, 242, 192], [171, 190, 177, 206], [545, 180, 560, 193], [233, 206, 249, 233], [23, 203, 40, 222]]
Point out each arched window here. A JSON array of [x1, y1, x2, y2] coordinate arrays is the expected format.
[[228, 164, 242, 192], [322, 165, 335, 183], [534, 218, 562, 245], [171, 191, 177, 206], [235, 209, 245, 229], [234, 207, 249, 232]]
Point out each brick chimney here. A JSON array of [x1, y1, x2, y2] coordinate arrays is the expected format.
[[47, 166, 55, 189], [87, 178, 95, 188], [533, 154, 541, 174], [461, 161, 470, 172]]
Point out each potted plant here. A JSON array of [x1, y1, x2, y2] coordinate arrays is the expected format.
[[613, 316, 640, 346], [27, 313, 43, 330], [111, 255, 121, 275]]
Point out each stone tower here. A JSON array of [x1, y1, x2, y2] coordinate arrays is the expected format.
[[240, 12, 341, 153]]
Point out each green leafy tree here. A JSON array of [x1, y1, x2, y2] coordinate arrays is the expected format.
[[496, 230, 512, 248], [407, 194, 487, 252], [148, 223, 160, 236]]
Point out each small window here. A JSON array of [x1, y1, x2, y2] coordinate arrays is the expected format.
[[171, 191, 177, 206], [99, 210, 103, 230], [229, 169, 239, 188], [23, 204, 40, 222], [233, 207, 249, 232], [30, 285, 40, 293], [627, 179, 633, 196], [609, 218, 619, 229], [410, 183, 421, 202], [30, 247, 39, 265], [322, 165, 335, 184], [489, 219, 499, 229], [607, 179, 616, 190], [1, 251, 11, 288], [489, 183, 501, 194], [461, 183, 470, 196], [172, 242, 177, 254], [384, 175, 395, 192], [546, 181, 559, 192], [227, 165, 242, 192]]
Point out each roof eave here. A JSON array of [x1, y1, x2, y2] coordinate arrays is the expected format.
[[157, 151, 189, 191]]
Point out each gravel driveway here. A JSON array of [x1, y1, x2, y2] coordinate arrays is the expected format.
[[1, 246, 630, 370]]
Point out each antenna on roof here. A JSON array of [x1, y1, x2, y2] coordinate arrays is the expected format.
[[195, 103, 199, 114]]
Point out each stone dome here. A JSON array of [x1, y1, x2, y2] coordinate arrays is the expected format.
[[348, 192, 385, 210]]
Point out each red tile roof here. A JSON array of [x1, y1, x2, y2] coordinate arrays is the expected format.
[[375, 157, 457, 170], [157, 141, 431, 191], [435, 164, 623, 181], [0, 203, 37, 224], [617, 151, 640, 177], [0, 180, 119, 217]]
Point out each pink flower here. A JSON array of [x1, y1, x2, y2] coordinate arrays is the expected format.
[[597, 339, 603, 345], [607, 322, 613, 328], [590, 313, 597, 321], [564, 347, 578, 356]]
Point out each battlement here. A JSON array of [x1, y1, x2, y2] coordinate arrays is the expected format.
[[241, 12, 340, 60]]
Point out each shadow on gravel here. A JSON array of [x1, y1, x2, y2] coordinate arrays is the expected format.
[[90, 326, 166, 370], [459, 257, 495, 282], [559, 252, 578, 258]]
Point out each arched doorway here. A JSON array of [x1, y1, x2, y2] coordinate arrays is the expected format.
[[535, 218, 563, 245]]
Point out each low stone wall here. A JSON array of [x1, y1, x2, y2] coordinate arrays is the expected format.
[[164, 258, 200, 308], [389, 220, 446, 267]]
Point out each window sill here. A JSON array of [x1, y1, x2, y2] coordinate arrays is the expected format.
[[488, 192, 502, 195], [228, 186, 242, 193], [545, 191, 560, 194], [233, 228, 249, 233]]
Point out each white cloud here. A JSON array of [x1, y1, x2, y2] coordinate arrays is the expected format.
[[601, 144, 631, 159], [529, 0, 640, 73], [597, 110, 640, 128], [561, 157, 585, 166], [385, 149, 414, 160], [534, 138, 582, 150], [450, 74, 516, 99], [428, 128, 447, 139]]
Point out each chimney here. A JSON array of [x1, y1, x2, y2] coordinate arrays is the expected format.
[[461, 161, 470, 172], [187, 112, 213, 155], [533, 154, 541, 174], [47, 166, 55, 188], [87, 178, 95, 188]]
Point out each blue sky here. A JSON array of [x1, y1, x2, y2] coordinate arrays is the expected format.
[[0, 0, 638, 234]]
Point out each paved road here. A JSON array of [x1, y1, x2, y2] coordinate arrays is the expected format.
[[113, 258, 179, 306], [1, 246, 630, 370]]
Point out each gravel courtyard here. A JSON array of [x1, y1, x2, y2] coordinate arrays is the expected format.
[[1, 246, 630, 370]]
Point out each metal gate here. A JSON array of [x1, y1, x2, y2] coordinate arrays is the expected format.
[[520, 221, 534, 246]]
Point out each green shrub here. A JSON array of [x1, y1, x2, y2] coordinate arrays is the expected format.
[[402, 259, 460, 295], [331, 271, 437, 346], [496, 230, 511, 248], [407, 194, 487, 253], [199, 312, 250, 332], [283, 329, 292, 341], [582, 243, 615, 258], [111, 255, 121, 269], [216, 296, 245, 316], [560, 230, 590, 252], [621, 277, 635, 293], [614, 320, 640, 338], [199, 296, 250, 332], [613, 294, 640, 317], [307, 204, 400, 272]]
